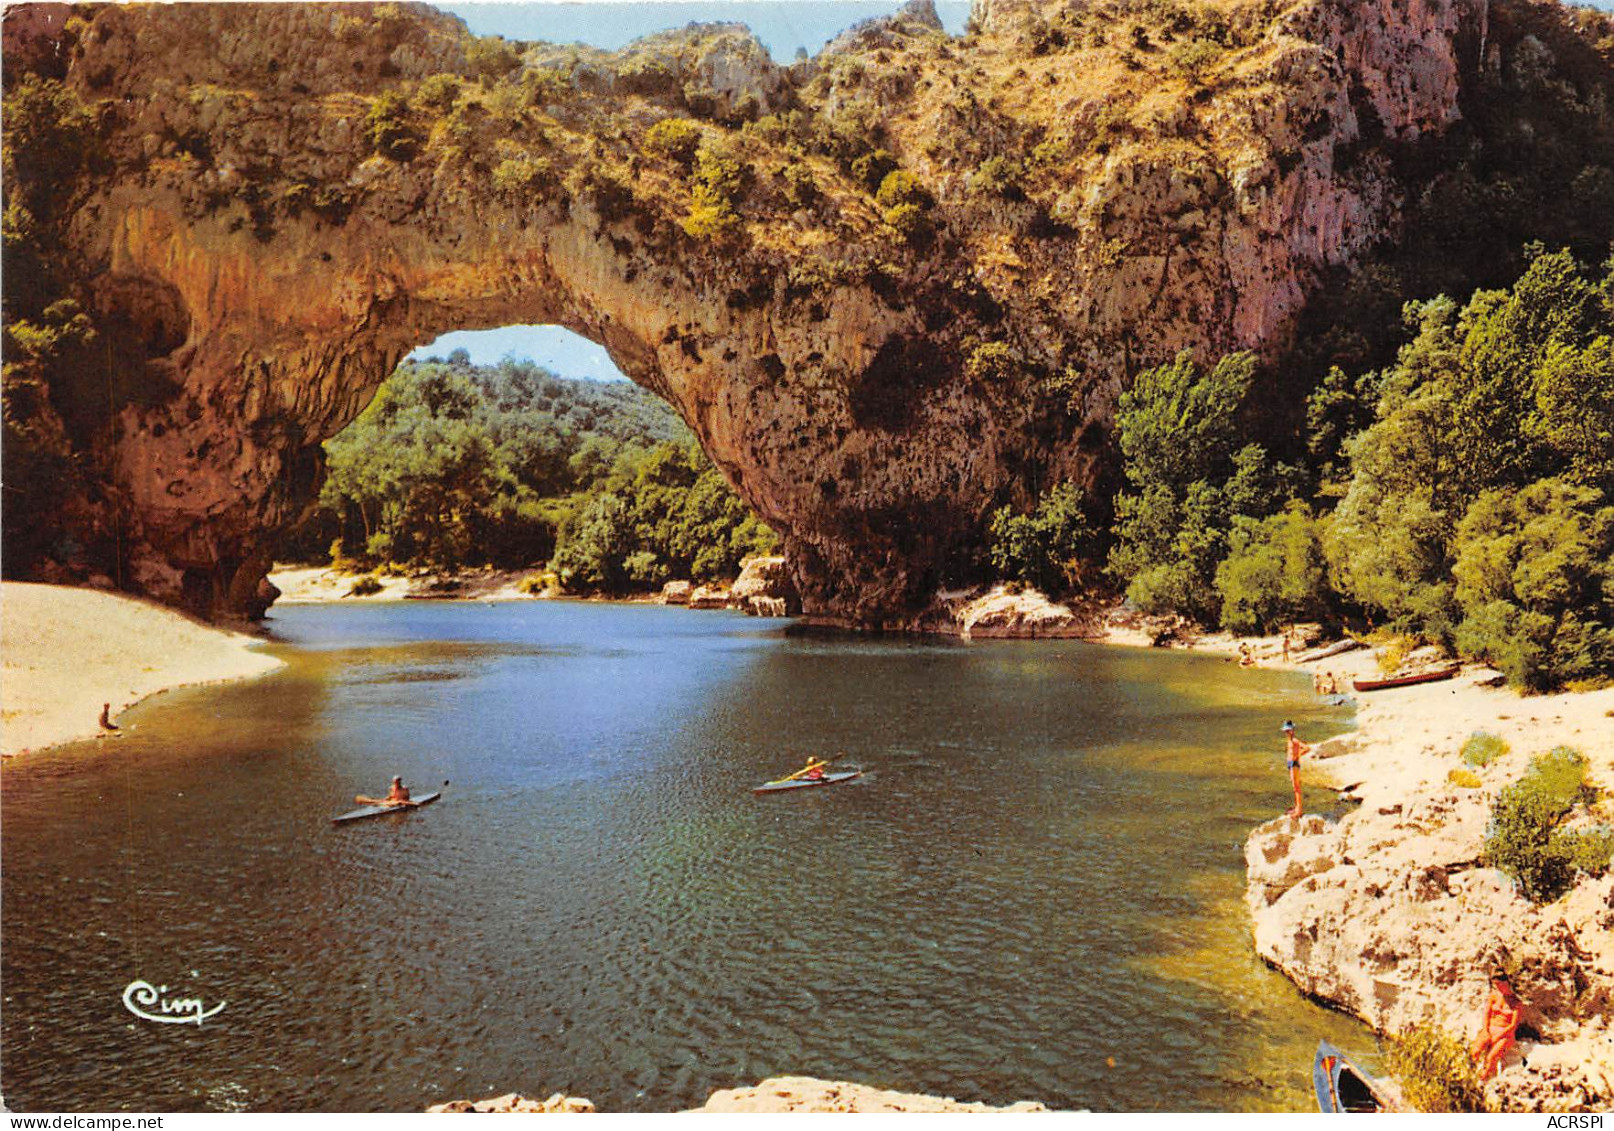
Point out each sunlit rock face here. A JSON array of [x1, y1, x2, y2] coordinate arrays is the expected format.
[[13, 0, 1497, 621]]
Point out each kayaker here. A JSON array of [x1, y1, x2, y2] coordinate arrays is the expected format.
[[1471, 971, 1521, 1080], [385, 776, 412, 805], [803, 761, 826, 782], [1281, 721, 1310, 818]]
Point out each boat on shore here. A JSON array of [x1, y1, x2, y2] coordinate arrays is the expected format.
[[1312, 1040, 1396, 1112], [1352, 666, 1460, 693]]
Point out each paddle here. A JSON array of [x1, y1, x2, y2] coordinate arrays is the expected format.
[[769, 752, 848, 785]]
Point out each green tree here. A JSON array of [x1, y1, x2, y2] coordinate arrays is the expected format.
[[1451, 478, 1614, 690], [988, 482, 1097, 595], [1329, 251, 1614, 653], [1108, 351, 1293, 622], [1215, 502, 1330, 634]]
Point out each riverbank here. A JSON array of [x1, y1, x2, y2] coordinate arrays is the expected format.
[[1221, 639, 1614, 1111], [0, 582, 283, 758], [267, 557, 799, 616]]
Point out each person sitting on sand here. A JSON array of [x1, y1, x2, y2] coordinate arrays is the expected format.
[[1471, 971, 1521, 1081], [385, 776, 412, 805], [98, 703, 120, 733], [1239, 643, 1256, 668], [1281, 721, 1310, 818], [1312, 672, 1325, 694], [1322, 671, 1339, 696]]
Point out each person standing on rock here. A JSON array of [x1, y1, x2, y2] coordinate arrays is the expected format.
[[1471, 971, 1521, 1080], [1281, 721, 1309, 819]]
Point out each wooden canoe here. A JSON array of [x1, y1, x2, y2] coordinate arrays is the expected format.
[[1352, 666, 1459, 693], [1313, 1040, 1395, 1113], [333, 791, 441, 824], [752, 771, 862, 794]]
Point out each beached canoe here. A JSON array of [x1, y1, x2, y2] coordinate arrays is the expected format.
[[752, 771, 862, 794], [333, 791, 441, 824], [1313, 1040, 1394, 1113], [1352, 666, 1459, 693]]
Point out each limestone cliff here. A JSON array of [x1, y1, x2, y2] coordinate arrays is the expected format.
[[2, 0, 1606, 621]]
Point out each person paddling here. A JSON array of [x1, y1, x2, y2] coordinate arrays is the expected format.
[[1281, 721, 1310, 819], [355, 776, 416, 808], [801, 760, 826, 782]]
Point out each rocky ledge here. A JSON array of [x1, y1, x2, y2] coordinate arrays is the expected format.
[[429, 1076, 1048, 1113], [1244, 661, 1614, 1111]]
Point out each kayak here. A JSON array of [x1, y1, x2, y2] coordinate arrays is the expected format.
[[753, 771, 862, 794], [1352, 666, 1459, 693], [1313, 1040, 1394, 1112], [333, 791, 441, 824]]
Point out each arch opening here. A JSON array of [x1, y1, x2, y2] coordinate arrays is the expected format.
[[273, 325, 784, 606]]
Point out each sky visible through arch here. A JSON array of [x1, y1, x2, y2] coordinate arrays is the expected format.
[[408, 0, 971, 379]]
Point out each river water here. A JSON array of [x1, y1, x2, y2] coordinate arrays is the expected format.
[[1, 602, 1371, 1112]]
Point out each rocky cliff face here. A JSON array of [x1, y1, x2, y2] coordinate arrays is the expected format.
[[0, 0, 1541, 620]]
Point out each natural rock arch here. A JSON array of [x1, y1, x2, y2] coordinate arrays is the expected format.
[[4, 0, 1496, 623]]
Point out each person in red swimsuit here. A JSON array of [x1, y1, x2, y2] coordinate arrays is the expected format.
[[1471, 971, 1521, 1080], [1281, 721, 1310, 818]]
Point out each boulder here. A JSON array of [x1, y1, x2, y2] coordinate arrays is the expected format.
[[955, 586, 1095, 640], [660, 580, 693, 606], [687, 585, 731, 610], [730, 556, 800, 616], [428, 1092, 595, 1113]]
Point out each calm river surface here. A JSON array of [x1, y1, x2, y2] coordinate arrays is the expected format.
[[2, 602, 1372, 1112]]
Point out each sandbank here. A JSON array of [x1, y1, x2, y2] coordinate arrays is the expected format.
[[1, 582, 283, 758]]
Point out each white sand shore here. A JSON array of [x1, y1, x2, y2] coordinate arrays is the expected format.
[[1, 582, 283, 757]]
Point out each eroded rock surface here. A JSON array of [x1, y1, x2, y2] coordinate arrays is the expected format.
[[428, 1076, 1049, 1113], [1246, 770, 1614, 1110], [0, 0, 1553, 622]]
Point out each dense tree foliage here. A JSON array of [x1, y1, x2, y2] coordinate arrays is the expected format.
[[989, 248, 1613, 690], [1105, 351, 1299, 622], [987, 482, 1097, 595], [304, 356, 776, 587], [551, 440, 778, 592]]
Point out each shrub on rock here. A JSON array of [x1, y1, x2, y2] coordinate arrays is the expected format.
[[1387, 1026, 1485, 1112], [1485, 746, 1614, 903]]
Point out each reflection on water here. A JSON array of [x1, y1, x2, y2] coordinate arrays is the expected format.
[[2, 601, 1370, 1112]]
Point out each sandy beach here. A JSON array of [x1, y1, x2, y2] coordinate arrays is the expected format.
[[1, 582, 283, 758]]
